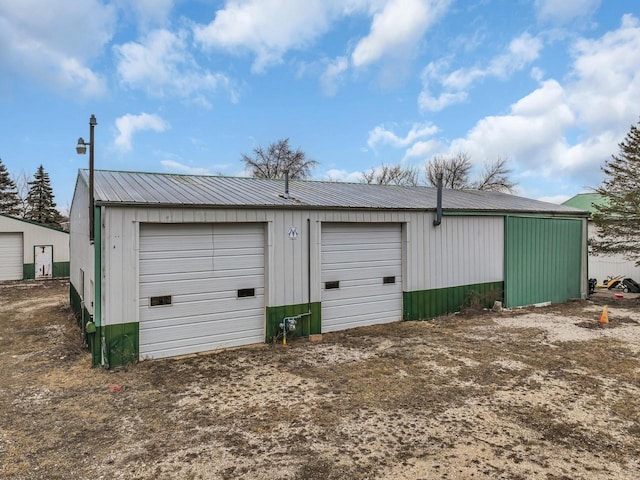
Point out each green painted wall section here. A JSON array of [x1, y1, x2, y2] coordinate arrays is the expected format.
[[22, 262, 70, 280], [23, 264, 34, 280], [102, 322, 139, 368], [266, 302, 321, 342], [69, 283, 101, 366], [403, 282, 504, 320], [53, 261, 70, 278], [504, 216, 583, 307]]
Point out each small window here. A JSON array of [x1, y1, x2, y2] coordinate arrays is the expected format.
[[150, 295, 172, 307], [383, 276, 396, 284], [325, 281, 340, 290], [237, 288, 255, 298]]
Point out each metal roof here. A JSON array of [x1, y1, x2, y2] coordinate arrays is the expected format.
[[81, 170, 587, 215], [562, 193, 606, 214]]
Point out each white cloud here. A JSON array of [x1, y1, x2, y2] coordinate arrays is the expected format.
[[432, 14, 640, 192], [114, 29, 237, 105], [114, 113, 169, 151], [194, 0, 450, 85], [351, 0, 450, 67], [120, 0, 175, 29], [194, 0, 339, 73], [537, 194, 572, 205], [320, 56, 349, 96], [403, 140, 440, 159], [368, 122, 439, 149], [419, 32, 543, 112], [160, 160, 210, 175], [0, 0, 115, 96], [567, 14, 640, 132], [323, 169, 366, 183], [535, 0, 600, 24]]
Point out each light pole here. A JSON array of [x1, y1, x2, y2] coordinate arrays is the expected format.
[[76, 114, 97, 243]]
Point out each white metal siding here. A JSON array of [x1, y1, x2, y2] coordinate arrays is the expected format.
[[139, 223, 265, 359], [321, 223, 402, 332], [405, 214, 504, 291], [0, 233, 23, 281], [587, 222, 640, 283]]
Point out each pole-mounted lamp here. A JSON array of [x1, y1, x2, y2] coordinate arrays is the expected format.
[[76, 114, 97, 243]]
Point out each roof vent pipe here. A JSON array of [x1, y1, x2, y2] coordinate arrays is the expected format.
[[284, 170, 290, 199], [433, 171, 443, 227]]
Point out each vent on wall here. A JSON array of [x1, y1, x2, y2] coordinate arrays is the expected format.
[[325, 281, 340, 290], [150, 295, 172, 307]]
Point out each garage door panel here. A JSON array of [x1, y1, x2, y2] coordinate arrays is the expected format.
[[320, 250, 401, 264], [140, 305, 265, 331], [139, 223, 265, 360], [140, 297, 263, 321], [0, 233, 23, 281], [139, 328, 264, 359], [322, 266, 401, 282], [141, 277, 264, 298], [321, 223, 402, 332], [140, 255, 263, 276]]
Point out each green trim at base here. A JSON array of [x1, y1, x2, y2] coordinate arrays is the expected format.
[[23, 264, 34, 280], [403, 281, 504, 320], [23, 261, 70, 280], [102, 322, 139, 368], [53, 261, 70, 278], [69, 282, 101, 365], [266, 302, 321, 342]]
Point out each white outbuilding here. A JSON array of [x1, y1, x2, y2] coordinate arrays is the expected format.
[[70, 170, 588, 367], [0, 214, 69, 281], [563, 193, 640, 285]]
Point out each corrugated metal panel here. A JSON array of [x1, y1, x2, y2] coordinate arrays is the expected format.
[[504, 217, 583, 307], [321, 223, 402, 332], [83, 169, 586, 215], [417, 215, 504, 291], [138, 223, 265, 359], [0, 233, 23, 280], [0, 214, 69, 263]]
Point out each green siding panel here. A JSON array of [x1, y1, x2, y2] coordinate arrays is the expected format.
[[403, 282, 504, 320], [23, 264, 34, 280], [504, 216, 583, 307], [69, 282, 101, 366], [103, 322, 139, 368], [266, 302, 321, 342], [53, 261, 70, 278]]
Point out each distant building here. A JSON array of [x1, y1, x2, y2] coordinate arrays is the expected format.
[[0, 214, 70, 281], [563, 193, 640, 284], [71, 170, 588, 368]]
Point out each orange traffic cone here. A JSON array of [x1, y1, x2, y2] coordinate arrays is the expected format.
[[599, 305, 609, 324]]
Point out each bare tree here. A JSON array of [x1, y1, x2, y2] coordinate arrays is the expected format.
[[472, 157, 516, 192], [425, 153, 517, 193], [425, 152, 471, 189], [12, 169, 30, 217], [361, 164, 419, 186], [241, 138, 318, 179]]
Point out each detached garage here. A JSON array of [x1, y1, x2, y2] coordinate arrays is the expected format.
[[0, 214, 69, 281], [69, 170, 588, 368]]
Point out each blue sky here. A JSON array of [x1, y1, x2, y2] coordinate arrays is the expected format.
[[1, 0, 639, 212]]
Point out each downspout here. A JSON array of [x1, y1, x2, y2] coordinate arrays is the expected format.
[[433, 172, 443, 227]]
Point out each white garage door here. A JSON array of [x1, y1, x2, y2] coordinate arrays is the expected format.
[[0, 233, 23, 281], [321, 223, 402, 332], [139, 223, 265, 360]]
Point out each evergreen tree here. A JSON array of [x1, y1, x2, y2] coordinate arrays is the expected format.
[[25, 165, 62, 228], [592, 119, 640, 265], [0, 158, 21, 216]]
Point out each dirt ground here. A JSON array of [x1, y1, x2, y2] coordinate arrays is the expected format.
[[1, 280, 639, 480]]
